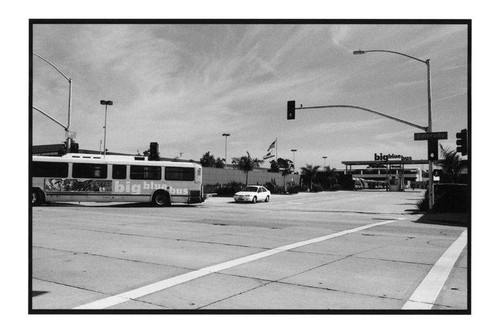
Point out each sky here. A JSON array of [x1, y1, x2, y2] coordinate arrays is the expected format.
[[31, 23, 468, 170]]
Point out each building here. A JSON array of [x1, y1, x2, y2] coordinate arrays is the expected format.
[[340, 157, 431, 191]]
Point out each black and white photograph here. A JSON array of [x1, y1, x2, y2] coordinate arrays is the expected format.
[[6, 0, 499, 329], [29, 19, 471, 314]]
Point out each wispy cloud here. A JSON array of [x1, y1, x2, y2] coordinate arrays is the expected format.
[[32, 24, 468, 167]]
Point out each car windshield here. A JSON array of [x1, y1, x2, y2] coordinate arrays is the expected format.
[[241, 186, 258, 192]]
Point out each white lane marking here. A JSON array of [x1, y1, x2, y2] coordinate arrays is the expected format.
[[74, 218, 405, 310], [403, 230, 468, 310]]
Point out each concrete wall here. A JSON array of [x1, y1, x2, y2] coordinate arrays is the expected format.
[[203, 167, 296, 186]]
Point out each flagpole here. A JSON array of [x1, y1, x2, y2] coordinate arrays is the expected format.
[[276, 137, 278, 162]]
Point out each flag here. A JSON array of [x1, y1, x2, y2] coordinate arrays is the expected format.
[[263, 151, 275, 160], [267, 139, 276, 151], [264, 138, 277, 160]]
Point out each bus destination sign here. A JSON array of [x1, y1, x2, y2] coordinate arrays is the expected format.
[[414, 131, 448, 141]]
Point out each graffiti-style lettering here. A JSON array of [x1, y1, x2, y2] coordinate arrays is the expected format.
[[113, 181, 188, 195]]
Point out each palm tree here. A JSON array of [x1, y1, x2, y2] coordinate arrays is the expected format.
[[300, 164, 320, 191], [437, 144, 468, 183], [324, 166, 337, 190], [277, 158, 294, 191], [232, 151, 263, 185]]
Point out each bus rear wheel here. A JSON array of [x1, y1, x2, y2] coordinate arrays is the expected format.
[[152, 190, 170, 207], [32, 188, 44, 206]]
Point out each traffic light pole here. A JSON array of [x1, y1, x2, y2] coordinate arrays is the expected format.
[[33, 53, 73, 153], [293, 103, 427, 131], [426, 59, 435, 211], [288, 101, 438, 208]]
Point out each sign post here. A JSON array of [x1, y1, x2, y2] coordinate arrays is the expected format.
[[414, 131, 448, 209]]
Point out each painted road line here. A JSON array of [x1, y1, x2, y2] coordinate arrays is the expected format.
[[402, 230, 468, 310], [74, 217, 405, 310]]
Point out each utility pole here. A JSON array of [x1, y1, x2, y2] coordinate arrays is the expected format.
[[222, 133, 230, 168], [353, 49, 435, 209], [100, 100, 113, 157]]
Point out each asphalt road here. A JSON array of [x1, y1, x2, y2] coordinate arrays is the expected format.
[[31, 189, 468, 311]]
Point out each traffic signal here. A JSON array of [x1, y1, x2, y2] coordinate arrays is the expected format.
[[65, 140, 79, 153], [70, 141, 79, 153], [456, 129, 468, 156], [287, 100, 295, 120], [150, 142, 159, 160], [428, 139, 438, 161]]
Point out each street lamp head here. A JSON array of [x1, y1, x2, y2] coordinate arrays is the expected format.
[[100, 100, 113, 106], [353, 50, 366, 55], [222, 133, 230, 137]]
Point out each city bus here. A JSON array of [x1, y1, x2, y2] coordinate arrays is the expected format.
[[31, 153, 204, 207]]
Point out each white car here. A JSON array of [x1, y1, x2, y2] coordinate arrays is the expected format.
[[234, 185, 271, 203]]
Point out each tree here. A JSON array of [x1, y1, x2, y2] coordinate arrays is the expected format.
[[200, 151, 225, 168], [215, 158, 225, 168], [200, 151, 217, 167], [269, 160, 280, 173], [437, 144, 468, 183], [300, 164, 320, 191], [323, 166, 337, 190], [232, 151, 263, 185], [277, 158, 294, 190]]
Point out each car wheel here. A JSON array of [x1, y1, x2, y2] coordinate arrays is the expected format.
[[252, 196, 257, 204], [265, 195, 270, 202], [152, 190, 170, 207]]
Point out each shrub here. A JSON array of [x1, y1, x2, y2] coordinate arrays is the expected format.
[[287, 185, 301, 194], [433, 184, 469, 213], [415, 184, 469, 213], [203, 184, 218, 194], [416, 189, 429, 212], [311, 183, 323, 192], [264, 182, 277, 193], [330, 184, 342, 191], [215, 181, 245, 197]]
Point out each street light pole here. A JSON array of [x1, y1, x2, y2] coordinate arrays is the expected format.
[[222, 133, 230, 168], [323, 156, 327, 170], [33, 53, 73, 152], [291, 149, 297, 168], [100, 100, 113, 157], [353, 49, 434, 209]]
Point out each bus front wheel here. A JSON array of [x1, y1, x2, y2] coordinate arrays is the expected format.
[[152, 190, 171, 207]]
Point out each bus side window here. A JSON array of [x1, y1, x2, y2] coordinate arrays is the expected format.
[[33, 161, 68, 178], [73, 163, 108, 179], [112, 165, 127, 179], [165, 167, 194, 181], [130, 165, 161, 180]]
